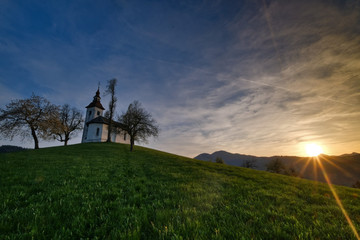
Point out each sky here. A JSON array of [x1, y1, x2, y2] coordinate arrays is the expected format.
[[0, 0, 360, 158]]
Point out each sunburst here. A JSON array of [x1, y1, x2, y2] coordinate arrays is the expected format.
[[305, 143, 323, 157]]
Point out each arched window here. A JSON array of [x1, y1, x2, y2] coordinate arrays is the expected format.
[[89, 111, 92, 117], [96, 128, 100, 136], [97, 111, 100, 116], [124, 133, 127, 141]]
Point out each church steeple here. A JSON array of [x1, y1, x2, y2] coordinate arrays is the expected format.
[[93, 87, 101, 102], [82, 87, 106, 143], [86, 88, 105, 110]]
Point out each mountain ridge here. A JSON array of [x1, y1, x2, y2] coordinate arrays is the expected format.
[[195, 150, 360, 187]]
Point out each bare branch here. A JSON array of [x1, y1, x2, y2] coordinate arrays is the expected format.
[[118, 100, 159, 151], [104, 78, 117, 142], [0, 94, 59, 149], [49, 104, 84, 146]]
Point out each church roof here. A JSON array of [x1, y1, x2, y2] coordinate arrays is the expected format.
[[87, 116, 126, 129], [86, 101, 105, 110], [86, 88, 105, 110]]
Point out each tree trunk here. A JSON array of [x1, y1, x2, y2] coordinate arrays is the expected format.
[[130, 137, 134, 152], [107, 108, 114, 142], [64, 133, 69, 146], [31, 127, 39, 149], [107, 124, 112, 142]]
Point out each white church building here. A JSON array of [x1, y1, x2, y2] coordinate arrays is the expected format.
[[81, 88, 130, 144]]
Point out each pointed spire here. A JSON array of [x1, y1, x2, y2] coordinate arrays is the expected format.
[[85, 86, 105, 110], [95, 88, 100, 100]]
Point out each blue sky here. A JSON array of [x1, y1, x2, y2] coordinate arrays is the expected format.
[[1, 0, 360, 157]]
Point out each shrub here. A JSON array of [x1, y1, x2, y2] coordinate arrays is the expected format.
[[266, 158, 286, 174], [242, 159, 257, 169], [215, 157, 224, 164], [353, 180, 360, 189]]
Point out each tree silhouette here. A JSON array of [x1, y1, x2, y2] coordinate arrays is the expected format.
[[266, 158, 286, 174], [353, 180, 360, 189], [50, 104, 83, 146], [0, 94, 58, 149], [119, 100, 159, 151], [104, 78, 117, 142], [215, 157, 224, 164], [242, 159, 257, 169]]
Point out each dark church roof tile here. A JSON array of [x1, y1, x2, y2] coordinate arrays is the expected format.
[[87, 116, 126, 129], [86, 101, 105, 110]]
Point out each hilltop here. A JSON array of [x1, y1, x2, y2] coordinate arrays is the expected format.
[[1, 143, 360, 239], [195, 151, 360, 187]]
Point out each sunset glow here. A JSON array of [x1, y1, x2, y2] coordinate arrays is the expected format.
[[305, 143, 323, 157]]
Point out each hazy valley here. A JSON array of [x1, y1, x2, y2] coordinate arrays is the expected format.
[[195, 151, 360, 187]]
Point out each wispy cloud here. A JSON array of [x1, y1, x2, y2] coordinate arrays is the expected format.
[[1, 0, 359, 156], [148, 0, 360, 157]]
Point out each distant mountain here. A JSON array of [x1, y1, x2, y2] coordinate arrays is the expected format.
[[195, 151, 360, 187], [340, 152, 360, 157]]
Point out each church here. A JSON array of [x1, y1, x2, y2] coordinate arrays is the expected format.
[[81, 88, 130, 144]]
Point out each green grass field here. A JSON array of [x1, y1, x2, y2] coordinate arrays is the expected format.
[[1, 143, 359, 239]]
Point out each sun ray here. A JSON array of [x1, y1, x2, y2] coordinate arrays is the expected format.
[[313, 157, 318, 183], [299, 157, 312, 177], [318, 155, 354, 179], [316, 156, 360, 239]]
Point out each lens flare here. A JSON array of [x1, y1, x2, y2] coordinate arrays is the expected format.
[[316, 155, 360, 239]]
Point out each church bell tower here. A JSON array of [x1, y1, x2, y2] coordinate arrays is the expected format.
[[81, 88, 105, 143]]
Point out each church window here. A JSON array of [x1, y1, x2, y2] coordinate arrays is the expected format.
[[96, 128, 100, 136], [124, 133, 127, 141], [97, 111, 100, 116], [89, 111, 92, 117]]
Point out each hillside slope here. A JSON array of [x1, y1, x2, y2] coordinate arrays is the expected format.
[[1, 143, 360, 239], [195, 151, 360, 187]]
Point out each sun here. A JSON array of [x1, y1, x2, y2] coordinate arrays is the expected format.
[[305, 143, 323, 157]]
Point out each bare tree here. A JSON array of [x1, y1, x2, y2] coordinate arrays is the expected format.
[[51, 104, 84, 146], [0, 94, 58, 149], [104, 78, 117, 142], [119, 100, 159, 151]]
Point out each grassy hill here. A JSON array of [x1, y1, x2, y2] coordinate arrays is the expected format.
[[1, 143, 360, 239]]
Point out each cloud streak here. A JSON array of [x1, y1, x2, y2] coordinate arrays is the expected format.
[[148, 0, 360, 157], [1, 0, 359, 157]]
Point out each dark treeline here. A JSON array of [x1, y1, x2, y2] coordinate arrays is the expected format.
[[0, 145, 28, 153]]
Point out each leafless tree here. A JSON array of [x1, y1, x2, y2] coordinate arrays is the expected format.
[[51, 104, 83, 146], [0, 94, 58, 149], [119, 100, 159, 151], [104, 78, 117, 142]]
